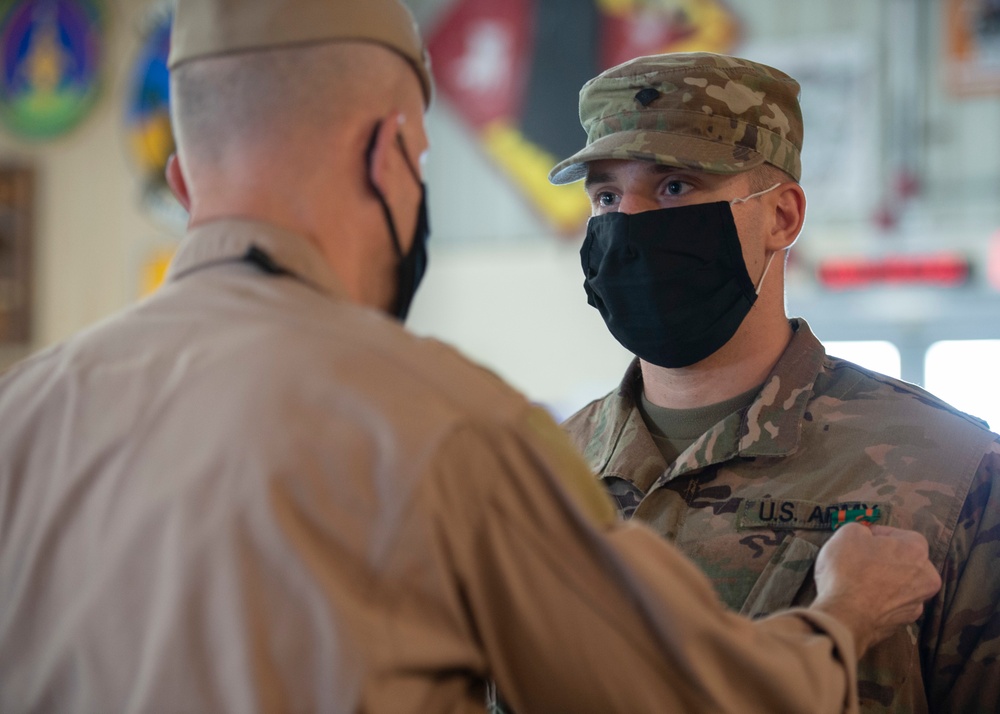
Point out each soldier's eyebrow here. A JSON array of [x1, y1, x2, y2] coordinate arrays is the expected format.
[[584, 171, 613, 189]]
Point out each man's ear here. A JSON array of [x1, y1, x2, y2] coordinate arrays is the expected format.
[[768, 182, 806, 250], [365, 113, 405, 197], [165, 154, 192, 212]]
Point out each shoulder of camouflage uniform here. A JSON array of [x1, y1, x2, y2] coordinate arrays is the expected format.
[[823, 353, 992, 432], [562, 396, 603, 428], [560, 395, 609, 452]]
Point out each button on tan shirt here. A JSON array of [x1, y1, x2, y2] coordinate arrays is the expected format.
[[0, 219, 858, 713]]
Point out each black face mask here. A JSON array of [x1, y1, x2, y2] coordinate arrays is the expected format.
[[367, 126, 430, 322], [581, 201, 761, 368]]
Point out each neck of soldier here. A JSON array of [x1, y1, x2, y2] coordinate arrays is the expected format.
[[640, 277, 793, 410]]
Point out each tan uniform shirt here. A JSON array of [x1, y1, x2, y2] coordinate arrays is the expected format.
[[564, 319, 1000, 714], [1, 220, 858, 713]]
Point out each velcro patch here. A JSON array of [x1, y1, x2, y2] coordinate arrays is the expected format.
[[737, 498, 891, 531]]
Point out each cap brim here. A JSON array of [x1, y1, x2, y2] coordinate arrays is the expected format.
[[548, 130, 767, 185]]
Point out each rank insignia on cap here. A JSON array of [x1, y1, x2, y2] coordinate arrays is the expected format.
[[634, 87, 660, 106]]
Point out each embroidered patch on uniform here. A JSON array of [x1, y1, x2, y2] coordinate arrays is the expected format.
[[736, 499, 891, 531]]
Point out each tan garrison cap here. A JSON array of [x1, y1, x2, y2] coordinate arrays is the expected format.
[[168, 0, 433, 106], [549, 52, 803, 184]]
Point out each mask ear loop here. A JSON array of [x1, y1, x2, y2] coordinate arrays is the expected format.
[[365, 120, 404, 259], [754, 251, 777, 296], [730, 182, 782, 205], [729, 182, 784, 296]]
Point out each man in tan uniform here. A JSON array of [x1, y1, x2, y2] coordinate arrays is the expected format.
[[551, 53, 1000, 713], [0, 3, 940, 712]]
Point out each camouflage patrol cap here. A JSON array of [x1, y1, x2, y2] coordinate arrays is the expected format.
[[549, 52, 802, 184], [168, 0, 433, 106]]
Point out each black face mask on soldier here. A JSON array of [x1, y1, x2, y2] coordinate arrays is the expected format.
[[580, 184, 779, 368], [366, 123, 430, 322]]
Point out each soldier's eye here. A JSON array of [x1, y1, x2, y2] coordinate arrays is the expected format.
[[597, 192, 617, 206], [664, 180, 689, 195]]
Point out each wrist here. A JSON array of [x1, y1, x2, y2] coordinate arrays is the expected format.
[[809, 598, 871, 658]]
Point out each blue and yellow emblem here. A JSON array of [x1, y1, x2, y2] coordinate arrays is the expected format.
[[0, 0, 103, 139], [124, 6, 172, 193], [124, 4, 186, 233], [124, 5, 183, 296]]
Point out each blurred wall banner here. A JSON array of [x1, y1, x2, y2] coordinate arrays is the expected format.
[[946, 0, 1000, 94], [124, 1, 184, 234], [0, 0, 104, 140], [426, 0, 741, 237], [0, 167, 32, 344]]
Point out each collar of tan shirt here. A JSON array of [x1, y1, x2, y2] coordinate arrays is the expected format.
[[167, 218, 348, 300]]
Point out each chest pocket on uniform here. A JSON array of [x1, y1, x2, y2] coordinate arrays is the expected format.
[[739, 535, 819, 619]]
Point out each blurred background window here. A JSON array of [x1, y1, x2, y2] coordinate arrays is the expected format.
[[823, 340, 903, 379], [925, 340, 1000, 429]]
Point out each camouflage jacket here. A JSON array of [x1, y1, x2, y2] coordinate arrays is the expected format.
[[563, 319, 1000, 714]]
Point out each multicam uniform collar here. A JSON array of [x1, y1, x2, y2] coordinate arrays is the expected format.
[[587, 319, 825, 492]]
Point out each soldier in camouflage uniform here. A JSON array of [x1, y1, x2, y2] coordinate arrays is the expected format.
[[547, 52, 1000, 713]]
